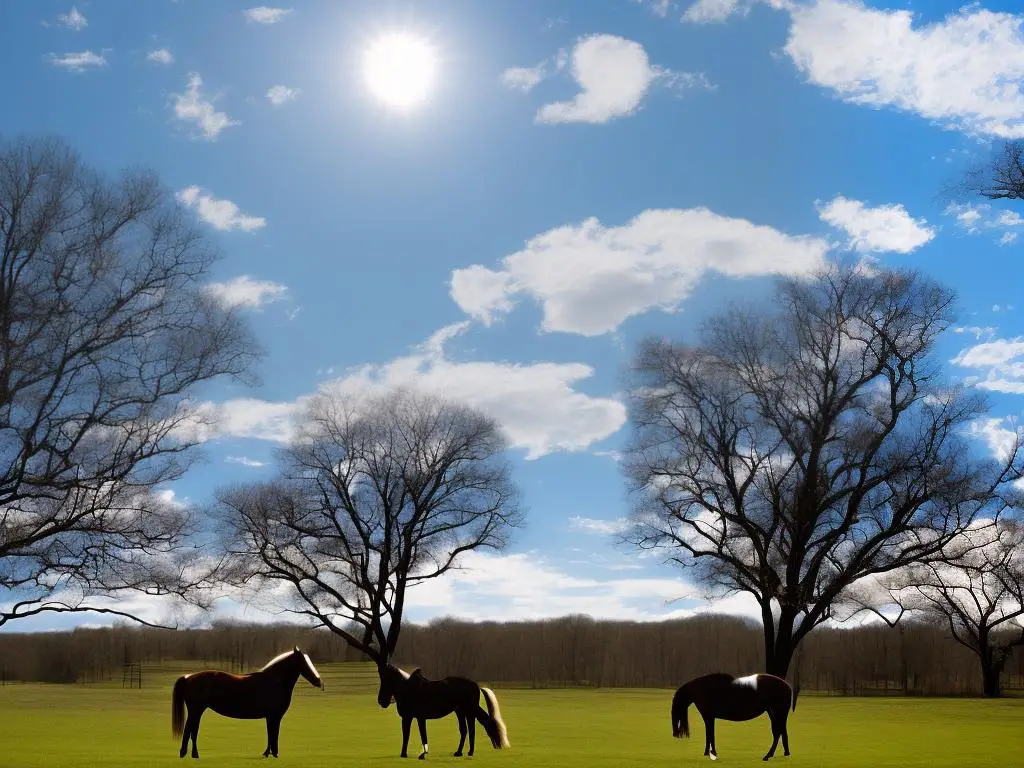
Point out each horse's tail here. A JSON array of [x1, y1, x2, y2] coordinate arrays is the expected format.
[[171, 676, 187, 740], [671, 686, 690, 739], [479, 686, 510, 749], [792, 683, 800, 712]]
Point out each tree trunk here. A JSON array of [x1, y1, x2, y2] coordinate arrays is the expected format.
[[981, 653, 1004, 698], [766, 609, 797, 678]]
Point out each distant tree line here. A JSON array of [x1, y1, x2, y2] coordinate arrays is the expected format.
[[0, 615, 1020, 697]]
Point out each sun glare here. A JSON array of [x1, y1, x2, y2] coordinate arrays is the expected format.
[[363, 33, 438, 110]]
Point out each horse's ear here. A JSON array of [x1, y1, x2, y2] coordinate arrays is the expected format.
[[293, 645, 300, 653]]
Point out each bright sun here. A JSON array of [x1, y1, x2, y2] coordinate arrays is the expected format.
[[363, 33, 438, 109]]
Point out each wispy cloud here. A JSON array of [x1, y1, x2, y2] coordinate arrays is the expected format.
[[266, 85, 300, 106], [147, 49, 174, 65], [243, 7, 293, 24], [569, 516, 631, 535], [171, 74, 239, 140], [202, 275, 289, 311], [178, 186, 266, 231], [500, 65, 548, 93], [57, 7, 87, 31], [48, 51, 106, 71], [945, 203, 1024, 245], [226, 455, 267, 468]]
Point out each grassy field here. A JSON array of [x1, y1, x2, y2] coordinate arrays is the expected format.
[[0, 662, 1021, 767]]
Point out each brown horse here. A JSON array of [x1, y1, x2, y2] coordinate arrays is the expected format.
[[376, 663, 510, 759], [171, 647, 323, 759], [671, 672, 798, 762]]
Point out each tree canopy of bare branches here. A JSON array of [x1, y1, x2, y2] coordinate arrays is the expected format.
[[0, 134, 261, 627], [876, 520, 1024, 697], [621, 266, 1023, 678], [961, 140, 1024, 201], [214, 387, 524, 662]]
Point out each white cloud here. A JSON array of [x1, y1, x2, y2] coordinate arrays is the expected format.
[[945, 202, 1024, 245], [226, 455, 267, 468], [266, 84, 300, 106], [952, 337, 1024, 395], [964, 417, 1023, 464], [182, 323, 626, 461], [633, 0, 674, 19], [682, 0, 790, 24], [177, 186, 266, 232], [202, 275, 288, 310], [569, 516, 630, 535], [243, 7, 292, 24], [955, 326, 997, 342], [171, 73, 239, 141], [784, 0, 1024, 138], [147, 49, 174, 65], [535, 34, 709, 125], [48, 51, 106, 71], [400, 550, 761, 623], [817, 195, 935, 254], [57, 7, 87, 31], [450, 207, 830, 336], [500, 65, 548, 93]]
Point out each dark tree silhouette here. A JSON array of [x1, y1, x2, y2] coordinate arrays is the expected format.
[[875, 520, 1024, 698], [214, 387, 524, 661], [621, 266, 1022, 678], [0, 134, 261, 627], [962, 141, 1024, 201]]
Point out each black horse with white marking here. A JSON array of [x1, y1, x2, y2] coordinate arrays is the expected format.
[[376, 663, 510, 759], [671, 672, 798, 761]]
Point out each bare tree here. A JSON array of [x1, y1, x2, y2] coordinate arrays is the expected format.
[[214, 387, 524, 662], [0, 134, 261, 628], [621, 266, 1022, 678], [961, 141, 1024, 201], [877, 521, 1024, 697]]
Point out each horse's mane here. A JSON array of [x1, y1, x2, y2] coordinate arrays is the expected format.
[[260, 650, 296, 672]]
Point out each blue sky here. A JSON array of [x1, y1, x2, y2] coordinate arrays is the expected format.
[[3, 0, 1024, 631]]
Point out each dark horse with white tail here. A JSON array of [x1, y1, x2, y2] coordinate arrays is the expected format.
[[171, 647, 323, 759], [672, 672, 798, 762], [377, 662, 510, 759]]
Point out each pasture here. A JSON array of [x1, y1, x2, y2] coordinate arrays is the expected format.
[[0, 662, 1020, 767]]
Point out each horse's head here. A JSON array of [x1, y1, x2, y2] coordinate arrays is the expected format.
[[293, 646, 324, 690], [376, 662, 407, 709]]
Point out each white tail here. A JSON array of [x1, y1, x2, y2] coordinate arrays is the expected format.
[[480, 686, 510, 748]]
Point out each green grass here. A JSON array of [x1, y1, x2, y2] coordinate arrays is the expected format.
[[0, 663, 1021, 767]]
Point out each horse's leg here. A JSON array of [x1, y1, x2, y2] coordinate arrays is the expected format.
[[400, 716, 413, 758], [702, 714, 718, 760], [179, 705, 192, 759], [189, 709, 205, 759], [454, 711, 468, 757], [267, 715, 282, 758], [763, 712, 782, 762], [417, 717, 429, 760], [467, 712, 477, 757]]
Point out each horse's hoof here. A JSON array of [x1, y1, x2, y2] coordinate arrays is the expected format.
[[418, 754, 427, 760], [453, 752, 463, 758]]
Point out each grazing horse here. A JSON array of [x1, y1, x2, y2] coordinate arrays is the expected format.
[[376, 662, 510, 759], [171, 646, 323, 759], [671, 672, 798, 762]]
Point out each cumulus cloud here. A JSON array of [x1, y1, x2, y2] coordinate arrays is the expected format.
[[179, 323, 626, 461], [450, 207, 830, 336], [535, 34, 710, 124], [952, 337, 1024, 395], [57, 7, 87, 31], [243, 7, 292, 24], [266, 85, 300, 106], [177, 186, 266, 231], [784, 0, 1024, 138], [147, 49, 174, 65], [48, 51, 106, 71], [171, 73, 239, 141], [202, 275, 288, 310], [817, 195, 935, 254]]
